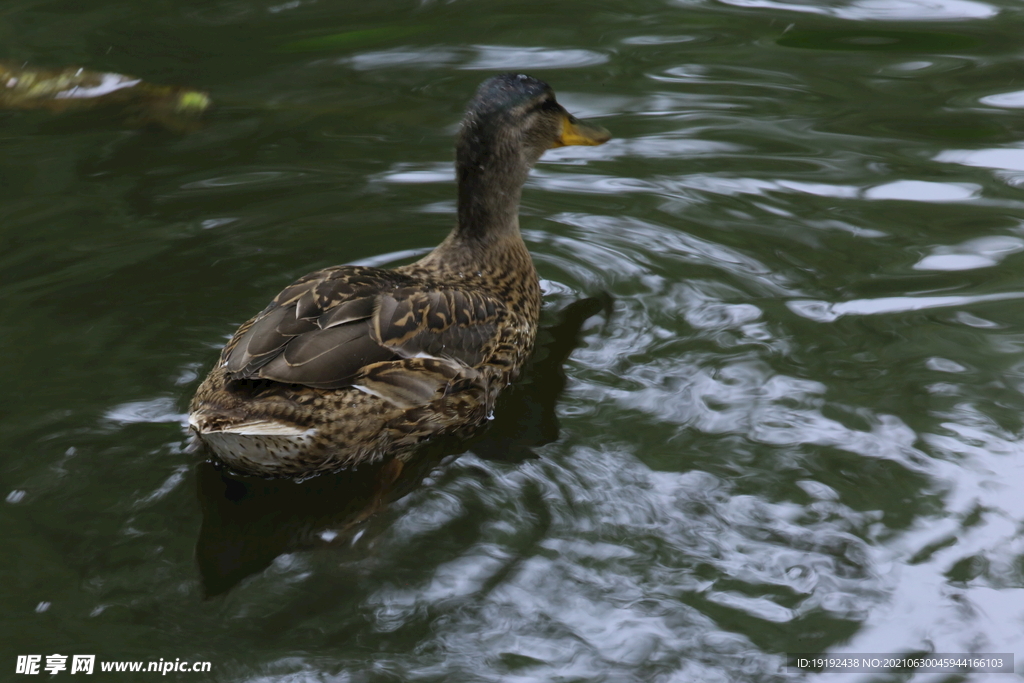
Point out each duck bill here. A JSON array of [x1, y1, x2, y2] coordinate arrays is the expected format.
[[553, 114, 611, 147]]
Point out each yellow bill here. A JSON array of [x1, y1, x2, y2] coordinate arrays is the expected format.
[[554, 114, 611, 147]]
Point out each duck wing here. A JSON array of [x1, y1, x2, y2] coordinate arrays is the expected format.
[[220, 266, 505, 392]]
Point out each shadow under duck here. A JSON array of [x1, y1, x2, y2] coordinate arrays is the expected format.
[[189, 73, 610, 477]]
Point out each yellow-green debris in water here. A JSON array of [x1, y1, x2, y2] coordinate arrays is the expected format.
[[0, 61, 210, 130]]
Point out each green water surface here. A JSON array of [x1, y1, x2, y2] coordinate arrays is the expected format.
[[2, 0, 1024, 680]]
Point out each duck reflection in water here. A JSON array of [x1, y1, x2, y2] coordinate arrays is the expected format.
[[194, 296, 609, 597]]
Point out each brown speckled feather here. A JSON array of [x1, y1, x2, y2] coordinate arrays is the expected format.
[[220, 266, 513, 389], [188, 73, 609, 477]]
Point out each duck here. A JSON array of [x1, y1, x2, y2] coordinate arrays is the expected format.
[[188, 73, 611, 477]]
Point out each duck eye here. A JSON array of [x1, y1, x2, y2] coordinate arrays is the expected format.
[[531, 97, 559, 114]]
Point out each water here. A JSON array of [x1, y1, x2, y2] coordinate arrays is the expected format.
[[2, 0, 1024, 680]]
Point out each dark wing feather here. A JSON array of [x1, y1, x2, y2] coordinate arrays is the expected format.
[[220, 266, 509, 396], [258, 321, 391, 388], [222, 266, 405, 387], [223, 304, 319, 376]]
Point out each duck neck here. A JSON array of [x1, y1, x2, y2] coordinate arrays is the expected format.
[[451, 134, 529, 246]]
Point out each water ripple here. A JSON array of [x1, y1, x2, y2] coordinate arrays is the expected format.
[[103, 397, 187, 427], [980, 89, 1024, 108], [863, 180, 979, 202], [937, 146, 1024, 172], [914, 236, 1024, 271], [465, 46, 608, 70], [340, 45, 608, 71], [362, 448, 888, 679], [709, 0, 997, 20], [549, 212, 798, 295], [789, 292, 1024, 323]]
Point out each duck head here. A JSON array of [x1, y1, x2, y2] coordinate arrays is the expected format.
[[454, 73, 611, 241]]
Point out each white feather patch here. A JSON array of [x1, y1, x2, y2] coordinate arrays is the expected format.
[[195, 416, 316, 437], [352, 383, 390, 401]]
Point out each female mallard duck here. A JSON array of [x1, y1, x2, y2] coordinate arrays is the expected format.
[[189, 74, 610, 477]]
